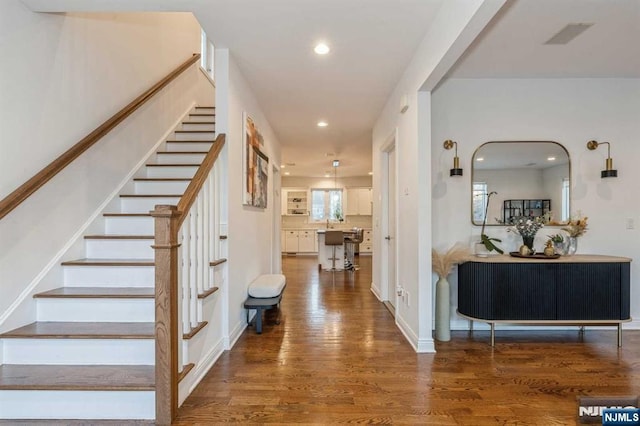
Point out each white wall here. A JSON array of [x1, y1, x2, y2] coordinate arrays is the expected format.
[[217, 49, 282, 343], [0, 4, 205, 328], [431, 77, 640, 329], [371, 0, 505, 352]]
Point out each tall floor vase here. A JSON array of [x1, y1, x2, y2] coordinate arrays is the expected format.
[[435, 276, 451, 342]]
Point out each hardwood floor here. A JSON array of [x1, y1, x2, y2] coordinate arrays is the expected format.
[[174, 255, 640, 425]]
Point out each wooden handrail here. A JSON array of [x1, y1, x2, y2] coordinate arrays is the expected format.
[[0, 53, 201, 221], [176, 133, 226, 228]]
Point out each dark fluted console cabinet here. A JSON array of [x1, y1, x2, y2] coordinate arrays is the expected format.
[[457, 254, 631, 346]]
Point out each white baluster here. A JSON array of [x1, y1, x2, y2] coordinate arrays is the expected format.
[[180, 221, 190, 335], [203, 178, 211, 291], [189, 208, 198, 328]]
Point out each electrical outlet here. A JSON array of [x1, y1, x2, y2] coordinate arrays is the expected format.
[[626, 218, 634, 230]]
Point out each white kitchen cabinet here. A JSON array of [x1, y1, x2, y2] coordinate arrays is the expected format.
[[360, 229, 373, 253], [282, 229, 318, 253], [284, 230, 299, 252], [345, 188, 372, 216], [298, 230, 316, 252]]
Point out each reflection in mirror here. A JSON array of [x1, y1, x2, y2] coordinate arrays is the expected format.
[[471, 141, 570, 226]]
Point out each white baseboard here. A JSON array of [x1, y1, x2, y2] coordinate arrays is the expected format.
[[395, 313, 436, 353], [226, 318, 248, 350], [370, 282, 382, 301], [178, 336, 226, 405]]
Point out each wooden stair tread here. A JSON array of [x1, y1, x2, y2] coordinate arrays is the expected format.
[[210, 258, 228, 267], [184, 121, 216, 124], [84, 235, 153, 240], [199, 287, 219, 299], [34, 287, 155, 299], [1, 321, 154, 339], [183, 321, 208, 340], [62, 259, 154, 266], [0, 364, 154, 391]]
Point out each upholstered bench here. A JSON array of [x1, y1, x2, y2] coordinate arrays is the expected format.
[[244, 274, 286, 334]]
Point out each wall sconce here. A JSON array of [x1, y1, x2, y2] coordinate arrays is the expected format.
[[443, 140, 463, 176], [587, 140, 617, 178]]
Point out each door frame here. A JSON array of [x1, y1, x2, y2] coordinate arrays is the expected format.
[[380, 129, 398, 310]]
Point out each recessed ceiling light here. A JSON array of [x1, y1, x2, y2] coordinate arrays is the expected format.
[[325, 173, 331, 177], [317, 121, 328, 128], [547, 156, 556, 161], [476, 157, 484, 162], [314, 43, 330, 55], [368, 172, 373, 175], [284, 172, 290, 176], [280, 164, 285, 168]]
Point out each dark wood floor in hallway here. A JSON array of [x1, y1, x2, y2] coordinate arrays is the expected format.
[[174, 255, 640, 425]]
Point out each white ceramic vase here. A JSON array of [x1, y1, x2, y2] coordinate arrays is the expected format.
[[435, 276, 451, 342]]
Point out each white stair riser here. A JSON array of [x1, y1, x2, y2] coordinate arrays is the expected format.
[[134, 180, 190, 194], [145, 165, 198, 178], [86, 239, 154, 259], [37, 298, 154, 322], [173, 131, 215, 141], [155, 153, 207, 164], [105, 216, 154, 235], [185, 114, 215, 123], [0, 390, 154, 420], [166, 141, 214, 152], [181, 122, 215, 131], [2, 339, 154, 364], [64, 265, 154, 287], [120, 196, 181, 213]]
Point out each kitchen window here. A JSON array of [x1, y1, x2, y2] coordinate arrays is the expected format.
[[310, 189, 343, 222]]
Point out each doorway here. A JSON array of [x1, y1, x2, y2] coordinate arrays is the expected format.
[[382, 136, 397, 312], [272, 165, 282, 274]]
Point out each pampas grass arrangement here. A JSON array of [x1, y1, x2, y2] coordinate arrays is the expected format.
[[432, 244, 469, 278]]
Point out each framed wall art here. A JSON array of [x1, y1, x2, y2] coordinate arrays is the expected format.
[[243, 112, 269, 208]]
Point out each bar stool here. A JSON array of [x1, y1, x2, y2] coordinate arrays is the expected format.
[[344, 228, 364, 271], [324, 230, 344, 272]]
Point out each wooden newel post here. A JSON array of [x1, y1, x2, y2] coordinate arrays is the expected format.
[[151, 205, 181, 425]]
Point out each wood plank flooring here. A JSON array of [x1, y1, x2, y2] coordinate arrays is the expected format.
[[174, 255, 640, 425]]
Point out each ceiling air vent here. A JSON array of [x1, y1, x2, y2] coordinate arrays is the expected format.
[[544, 23, 594, 45]]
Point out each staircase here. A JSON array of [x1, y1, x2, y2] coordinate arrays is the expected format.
[[0, 106, 218, 421]]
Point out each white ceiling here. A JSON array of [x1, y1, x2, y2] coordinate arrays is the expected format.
[[191, 0, 445, 178], [23, 0, 640, 178], [447, 0, 640, 79]]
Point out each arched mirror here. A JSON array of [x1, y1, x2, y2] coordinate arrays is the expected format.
[[471, 141, 570, 226]]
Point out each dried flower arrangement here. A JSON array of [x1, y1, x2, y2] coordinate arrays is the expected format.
[[432, 244, 469, 278], [563, 212, 588, 237]]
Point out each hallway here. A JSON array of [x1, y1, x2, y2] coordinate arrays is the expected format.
[[174, 255, 640, 425]]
